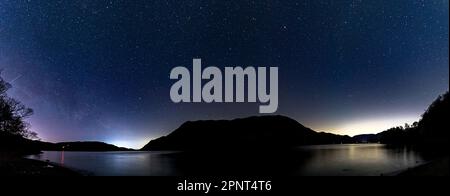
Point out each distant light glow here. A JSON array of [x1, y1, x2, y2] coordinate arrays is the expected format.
[[324, 115, 420, 136], [108, 138, 151, 150]]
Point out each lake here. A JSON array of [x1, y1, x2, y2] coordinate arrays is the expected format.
[[25, 144, 428, 176]]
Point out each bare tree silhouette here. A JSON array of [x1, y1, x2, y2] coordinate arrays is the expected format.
[[0, 71, 36, 139]]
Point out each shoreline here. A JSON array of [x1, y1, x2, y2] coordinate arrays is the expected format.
[[397, 157, 449, 176], [0, 154, 81, 176]]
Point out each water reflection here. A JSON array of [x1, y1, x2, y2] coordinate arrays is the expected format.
[[26, 144, 427, 176], [296, 144, 425, 175]]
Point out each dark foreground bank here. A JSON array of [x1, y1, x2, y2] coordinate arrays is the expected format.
[[0, 154, 80, 176], [398, 157, 449, 176]]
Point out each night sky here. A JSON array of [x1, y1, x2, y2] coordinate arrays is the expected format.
[[0, 0, 448, 149]]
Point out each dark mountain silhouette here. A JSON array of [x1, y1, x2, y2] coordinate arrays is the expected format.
[[0, 131, 44, 154], [141, 115, 353, 151], [143, 92, 449, 151], [50, 141, 132, 151], [0, 131, 132, 154]]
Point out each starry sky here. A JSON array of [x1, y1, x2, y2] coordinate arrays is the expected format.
[[0, 0, 448, 149]]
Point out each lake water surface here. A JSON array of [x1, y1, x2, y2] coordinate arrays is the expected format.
[[26, 144, 428, 176]]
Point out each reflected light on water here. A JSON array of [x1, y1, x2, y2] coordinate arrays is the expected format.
[[26, 144, 427, 176]]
